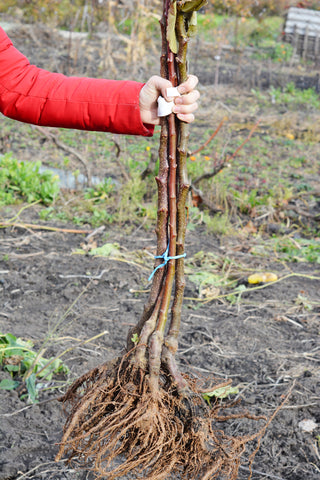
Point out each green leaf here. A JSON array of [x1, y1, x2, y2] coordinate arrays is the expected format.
[[0, 153, 59, 205], [0, 333, 16, 344], [0, 378, 19, 390], [187, 11, 198, 37], [167, 1, 178, 54], [203, 385, 239, 404], [178, 0, 207, 14], [0, 332, 34, 350], [25, 373, 38, 403], [188, 271, 226, 291], [1, 347, 24, 357], [37, 357, 69, 380], [4, 364, 20, 373], [0, 331, 69, 394], [131, 333, 139, 345], [0, 332, 34, 367], [89, 242, 121, 257]]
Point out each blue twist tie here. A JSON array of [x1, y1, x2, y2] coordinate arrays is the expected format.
[[148, 244, 186, 281]]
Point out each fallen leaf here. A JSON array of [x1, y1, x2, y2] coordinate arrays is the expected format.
[[200, 286, 220, 299], [286, 133, 295, 140], [191, 192, 202, 207], [89, 243, 121, 257], [243, 220, 257, 233]]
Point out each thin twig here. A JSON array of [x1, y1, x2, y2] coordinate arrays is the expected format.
[[59, 269, 110, 279], [0, 221, 92, 234], [239, 465, 286, 480], [1, 251, 45, 259], [280, 402, 319, 410], [227, 119, 261, 162], [35, 330, 109, 379], [284, 205, 319, 219], [15, 460, 67, 480], [3, 200, 41, 224], [85, 225, 105, 240], [0, 396, 63, 417], [32, 125, 91, 185], [188, 118, 225, 156], [112, 135, 131, 182], [184, 272, 320, 304], [191, 119, 261, 188]]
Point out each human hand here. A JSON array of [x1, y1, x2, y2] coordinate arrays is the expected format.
[[139, 74, 200, 125]]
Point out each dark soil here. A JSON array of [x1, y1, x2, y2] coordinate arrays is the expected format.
[[0, 19, 320, 480], [1, 213, 319, 480]]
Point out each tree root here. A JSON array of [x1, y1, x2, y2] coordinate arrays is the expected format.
[[56, 352, 269, 480]]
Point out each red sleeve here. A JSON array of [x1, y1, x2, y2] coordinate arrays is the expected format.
[[0, 27, 154, 136]]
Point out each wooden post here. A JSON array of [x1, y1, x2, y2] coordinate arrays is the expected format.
[[302, 25, 309, 61], [290, 24, 298, 63], [315, 33, 320, 64]]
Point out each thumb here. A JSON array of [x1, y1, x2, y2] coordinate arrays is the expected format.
[[147, 75, 173, 100]]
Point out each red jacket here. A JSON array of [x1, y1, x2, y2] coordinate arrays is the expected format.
[[0, 26, 154, 136]]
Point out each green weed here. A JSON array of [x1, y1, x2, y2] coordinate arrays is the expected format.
[[186, 250, 238, 299], [89, 242, 121, 257], [117, 174, 149, 224], [252, 83, 320, 110], [252, 237, 320, 264], [197, 13, 283, 48], [271, 43, 294, 62], [226, 284, 247, 304], [233, 188, 271, 214], [0, 332, 69, 403], [202, 385, 239, 406], [188, 270, 227, 294], [295, 294, 314, 311], [84, 178, 115, 203], [40, 194, 115, 227], [204, 212, 234, 236], [277, 238, 320, 263], [0, 153, 60, 205], [39, 207, 68, 222], [131, 333, 139, 345], [270, 83, 320, 109]]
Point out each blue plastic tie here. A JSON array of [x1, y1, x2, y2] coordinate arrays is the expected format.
[[148, 244, 186, 281]]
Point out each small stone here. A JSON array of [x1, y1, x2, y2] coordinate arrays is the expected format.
[[298, 419, 317, 433]]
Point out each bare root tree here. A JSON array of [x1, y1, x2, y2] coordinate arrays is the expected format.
[[56, 2, 273, 479]]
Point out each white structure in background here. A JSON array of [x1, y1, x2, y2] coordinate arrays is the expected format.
[[284, 7, 320, 61]]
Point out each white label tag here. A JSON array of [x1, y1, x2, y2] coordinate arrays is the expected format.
[[166, 86, 180, 97], [157, 96, 174, 117]]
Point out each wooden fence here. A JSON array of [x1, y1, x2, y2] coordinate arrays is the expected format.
[[284, 7, 320, 61]]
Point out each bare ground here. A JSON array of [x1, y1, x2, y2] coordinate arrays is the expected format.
[[0, 217, 319, 480]]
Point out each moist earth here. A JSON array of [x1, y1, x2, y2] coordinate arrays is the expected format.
[[0, 221, 319, 480]]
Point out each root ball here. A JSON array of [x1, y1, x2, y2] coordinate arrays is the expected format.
[[56, 356, 266, 480]]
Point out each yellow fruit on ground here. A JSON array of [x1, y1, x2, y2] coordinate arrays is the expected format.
[[248, 272, 278, 284]]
